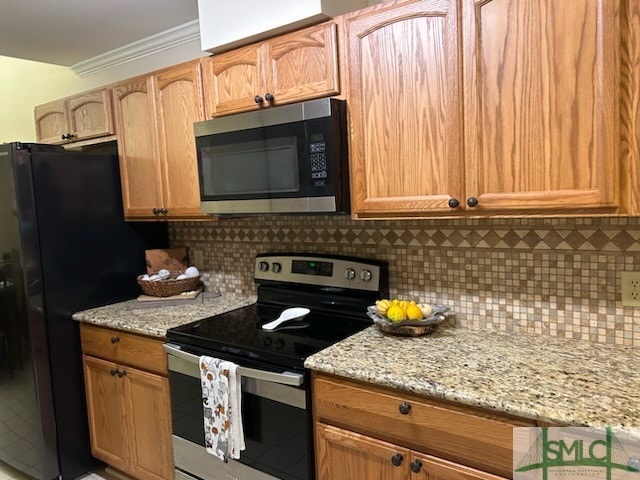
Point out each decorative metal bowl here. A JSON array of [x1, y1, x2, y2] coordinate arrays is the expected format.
[[366, 305, 452, 337]]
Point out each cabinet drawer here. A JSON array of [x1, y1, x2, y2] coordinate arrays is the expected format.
[[80, 324, 167, 375], [313, 373, 534, 478]]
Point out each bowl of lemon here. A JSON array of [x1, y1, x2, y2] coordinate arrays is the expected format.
[[367, 299, 452, 336]]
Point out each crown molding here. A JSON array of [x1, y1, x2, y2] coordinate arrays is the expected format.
[[71, 20, 201, 77]]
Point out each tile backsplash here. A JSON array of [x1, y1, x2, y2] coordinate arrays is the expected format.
[[169, 216, 640, 346]]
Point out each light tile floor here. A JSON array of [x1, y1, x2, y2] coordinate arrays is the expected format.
[[0, 462, 129, 480]]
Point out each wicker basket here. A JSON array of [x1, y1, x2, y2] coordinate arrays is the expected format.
[[137, 275, 200, 297]]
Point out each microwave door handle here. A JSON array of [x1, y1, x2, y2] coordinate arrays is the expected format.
[[163, 343, 304, 387]]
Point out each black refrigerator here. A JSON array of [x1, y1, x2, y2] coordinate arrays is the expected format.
[[0, 142, 168, 480]]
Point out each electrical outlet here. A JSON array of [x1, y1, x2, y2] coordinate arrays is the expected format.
[[192, 249, 204, 269], [621, 272, 640, 306]]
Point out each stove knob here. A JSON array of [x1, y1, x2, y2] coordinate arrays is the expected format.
[[259, 261, 269, 272], [272, 262, 282, 273], [344, 268, 356, 280], [360, 269, 372, 281]]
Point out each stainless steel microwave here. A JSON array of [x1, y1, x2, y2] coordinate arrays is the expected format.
[[194, 98, 349, 215]]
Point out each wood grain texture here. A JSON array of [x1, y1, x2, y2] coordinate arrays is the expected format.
[[345, 0, 465, 216], [315, 423, 408, 480], [265, 21, 339, 105], [125, 368, 174, 480], [80, 324, 168, 375], [82, 355, 129, 472], [154, 61, 209, 219], [413, 454, 509, 480], [66, 88, 114, 140], [313, 373, 534, 478], [463, 0, 619, 211], [112, 77, 164, 218], [620, 0, 640, 213], [205, 43, 264, 116], [34, 99, 68, 144]]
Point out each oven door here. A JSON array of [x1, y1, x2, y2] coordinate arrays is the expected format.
[[164, 343, 313, 480]]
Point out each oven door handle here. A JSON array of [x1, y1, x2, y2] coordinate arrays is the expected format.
[[163, 343, 305, 387]]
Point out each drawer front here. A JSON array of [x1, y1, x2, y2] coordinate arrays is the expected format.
[[80, 324, 167, 375], [313, 374, 533, 478]]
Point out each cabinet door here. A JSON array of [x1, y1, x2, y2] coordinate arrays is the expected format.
[[463, 0, 619, 213], [203, 43, 264, 117], [125, 368, 173, 480], [264, 21, 339, 106], [82, 355, 129, 472], [66, 89, 114, 141], [34, 99, 69, 144], [410, 454, 508, 480], [315, 423, 408, 480], [154, 62, 208, 219], [345, 0, 464, 217], [112, 78, 164, 218]]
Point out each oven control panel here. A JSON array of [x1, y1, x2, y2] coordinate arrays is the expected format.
[[255, 254, 384, 292]]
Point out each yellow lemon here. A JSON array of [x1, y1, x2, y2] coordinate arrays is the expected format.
[[386, 304, 406, 322]]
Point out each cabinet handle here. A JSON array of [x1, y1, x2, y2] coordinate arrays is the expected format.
[[391, 453, 404, 467], [410, 460, 422, 473], [152, 208, 159, 214], [160, 208, 168, 214], [254, 95, 264, 104], [111, 336, 120, 344], [68, 133, 76, 140], [265, 92, 274, 102], [399, 402, 411, 415], [61, 134, 68, 141], [110, 369, 117, 376], [117, 370, 126, 378], [467, 196, 478, 207], [448, 198, 460, 208]]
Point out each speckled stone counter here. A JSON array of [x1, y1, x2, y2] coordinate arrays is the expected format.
[[72, 294, 257, 337], [304, 326, 640, 429]]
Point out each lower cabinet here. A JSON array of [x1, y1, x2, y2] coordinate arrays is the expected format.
[[316, 423, 506, 479], [313, 372, 535, 480], [80, 324, 173, 480]]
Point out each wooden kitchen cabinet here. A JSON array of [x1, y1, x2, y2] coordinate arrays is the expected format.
[[113, 60, 209, 220], [316, 424, 507, 480], [313, 372, 534, 479], [80, 324, 173, 480], [34, 88, 115, 145], [344, 0, 464, 217], [202, 21, 339, 117], [345, 0, 623, 218]]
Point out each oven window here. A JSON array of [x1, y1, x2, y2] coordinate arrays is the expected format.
[[170, 371, 312, 480], [200, 137, 299, 196]]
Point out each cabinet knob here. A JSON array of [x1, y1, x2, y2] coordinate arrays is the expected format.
[[467, 196, 478, 207], [410, 460, 423, 473], [254, 95, 264, 104], [117, 370, 126, 378], [399, 402, 411, 415], [111, 336, 120, 344], [265, 92, 274, 102], [448, 198, 460, 208], [110, 369, 117, 376], [61, 134, 68, 141], [152, 208, 159, 214], [161, 208, 168, 214], [391, 453, 404, 467], [68, 133, 76, 140]]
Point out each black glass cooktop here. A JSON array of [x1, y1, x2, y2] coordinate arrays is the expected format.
[[166, 303, 372, 370]]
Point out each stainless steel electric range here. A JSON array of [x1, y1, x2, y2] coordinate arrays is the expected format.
[[164, 253, 388, 480]]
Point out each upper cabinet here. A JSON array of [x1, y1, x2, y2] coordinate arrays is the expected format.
[[34, 88, 115, 145], [345, 0, 463, 217], [202, 21, 339, 117], [346, 0, 624, 218], [462, 0, 619, 214], [113, 60, 209, 221]]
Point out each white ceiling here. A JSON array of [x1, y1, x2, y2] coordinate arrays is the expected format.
[[0, 0, 199, 66]]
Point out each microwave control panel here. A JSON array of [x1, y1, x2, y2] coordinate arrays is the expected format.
[[309, 140, 327, 188]]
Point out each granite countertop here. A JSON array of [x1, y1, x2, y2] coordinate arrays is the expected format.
[[304, 326, 640, 429], [72, 293, 257, 337]]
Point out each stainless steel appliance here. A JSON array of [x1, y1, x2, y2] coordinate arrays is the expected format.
[[164, 253, 388, 480], [0, 142, 167, 480], [194, 98, 349, 215]]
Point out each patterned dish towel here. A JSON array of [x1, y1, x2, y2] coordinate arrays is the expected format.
[[199, 356, 246, 461]]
